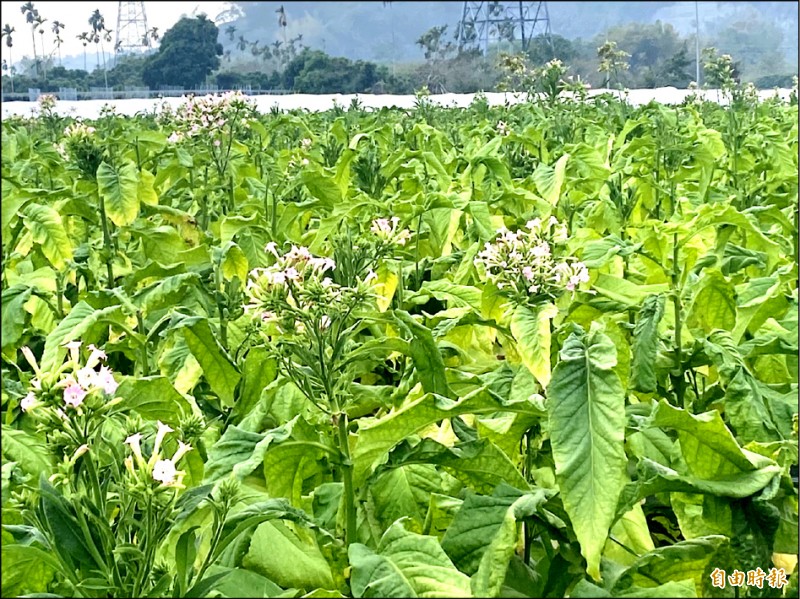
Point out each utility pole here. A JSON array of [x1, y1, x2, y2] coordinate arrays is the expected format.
[[458, 1, 552, 56], [695, 1, 701, 85], [115, 1, 149, 56]]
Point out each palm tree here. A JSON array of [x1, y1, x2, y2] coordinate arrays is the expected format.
[[276, 5, 287, 47], [2, 24, 15, 92], [20, 2, 39, 77], [77, 31, 89, 71], [236, 34, 248, 54], [51, 20, 64, 65], [249, 40, 260, 57], [88, 9, 109, 88], [225, 25, 236, 42], [33, 13, 47, 79]]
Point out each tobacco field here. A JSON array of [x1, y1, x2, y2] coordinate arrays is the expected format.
[[1, 85, 798, 598]]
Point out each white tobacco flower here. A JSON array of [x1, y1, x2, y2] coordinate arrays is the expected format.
[[63, 380, 88, 408], [21, 346, 41, 376], [20, 392, 37, 413], [85, 344, 107, 369], [124, 432, 144, 463], [96, 366, 118, 395], [63, 340, 82, 364], [75, 366, 97, 390], [152, 458, 178, 484], [72, 444, 90, 460], [171, 441, 193, 464], [319, 315, 332, 330], [152, 421, 174, 457]]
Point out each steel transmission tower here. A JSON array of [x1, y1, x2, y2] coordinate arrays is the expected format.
[[115, 1, 149, 54], [458, 1, 552, 55]]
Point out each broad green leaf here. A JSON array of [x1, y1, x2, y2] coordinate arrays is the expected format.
[[370, 464, 443, 531], [221, 243, 249, 283], [572, 579, 696, 598], [377, 438, 529, 495], [612, 536, 728, 597], [592, 274, 669, 308], [202, 566, 284, 599], [650, 401, 781, 477], [686, 270, 736, 334], [417, 280, 482, 312], [349, 521, 471, 598], [244, 521, 334, 591], [1, 427, 51, 476], [373, 263, 399, 313], [724, 370, 783, 444], [510, 302, 558, 389], [1, 286, 33, 351], [440, 485, 555, 597], [532, 154, 569, 205], [97, 161, 140, 227], [604, 503, 655, 567], [204, 420, 296, 483], [1, 544, 57, 597], [183, 318, 241, 408], [352, 387, 514, 486], [393, 311, 452, 399], [21, 203, 72, 269], [547, 324, 627, 581], [262, 439, 334, 507], [116, 376, 193, 426], [233, 347, 277, 423], [630, 294, 665, 393], [138, 168, 159, 206], [40, 302, 123, 374]]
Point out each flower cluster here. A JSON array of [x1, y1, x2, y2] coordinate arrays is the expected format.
[[245, 243, 371, 335], [63, 121, 97, 139], [37, 93, 57, 116], [496, 121, 511, 136], [124, 421, 192, 488], [474, 217, 589, 307], [20, 341, 118, 414], [370, 216, 412, 247], [165, 91, 257, 145]]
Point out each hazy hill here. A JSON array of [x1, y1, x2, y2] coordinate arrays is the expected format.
[[222, 1, 798, 66]]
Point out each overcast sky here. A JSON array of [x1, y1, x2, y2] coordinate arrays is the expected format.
[[1, 1, 232, 63]]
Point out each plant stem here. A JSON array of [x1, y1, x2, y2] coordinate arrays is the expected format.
[[97, 191, 115, 287], [336, 412, 357, 546], [672, 232, 686, 410], [136, 311, 149, 376]]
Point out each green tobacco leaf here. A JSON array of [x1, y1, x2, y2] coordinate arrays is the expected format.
[[183, 318, 241, 408], [1, 544, 57, 597], [377, 437, 529, 495], [393, 311, 452, 398], [1, 286, 33, 351], [441, 485, 555, 597], [116, 376, 193, 426], [349, 521, 471, 598], [416, 280, 483, 312], [244, 521, 334, 591], [1, 427, 51, 477], [233, 347, 277, 423], [572, 579, 696, 598], [21, 203, 72, 269], [204, 420, 296, 483], [511, 302, 558, 389], [532, 154, 569, 205], [650, 401, 781, 478], [686, 270, 736, 334], [352, 387, 513, 486], [221, 243, 249, 283], [97, 161, 140, 227], [138, 168, 159, 206], [612, 536, 728, 597], [262, 437, 335, 507], [202, 566, 284, 599], [630, 294, 664, 393], [370, 464, 443, 531], [39, 302, 123, 374], [547, 324, 627, 581], [724, 369, 783, 444]]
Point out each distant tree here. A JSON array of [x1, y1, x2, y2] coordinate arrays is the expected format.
[[142, 15, 222, 89], [659, 45, 692, 87], [51, 20, 65, 65], [527, 33, 577, 65], [21, 2, 39, 76], [2, 24, 15, 92], [416, 25, 456, 92]]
